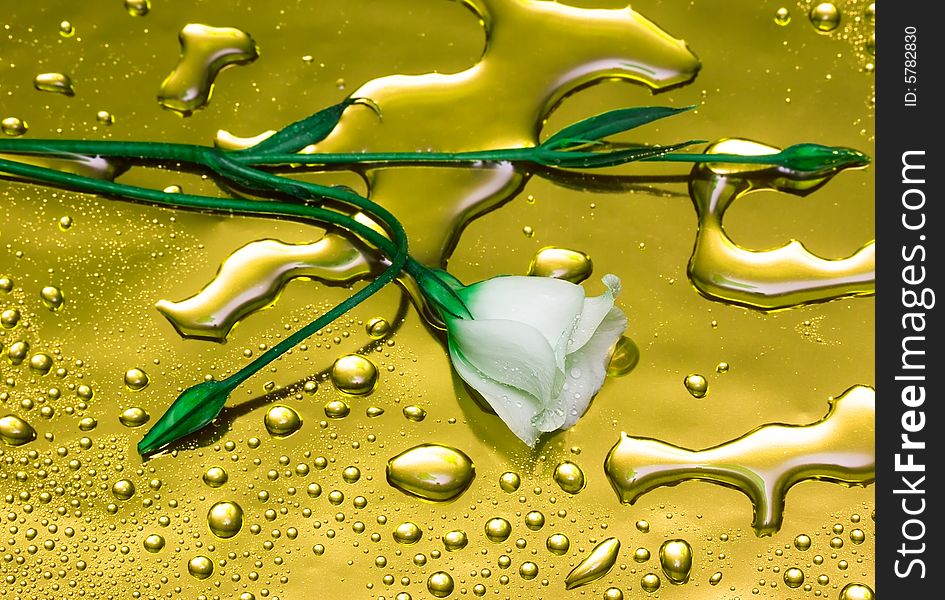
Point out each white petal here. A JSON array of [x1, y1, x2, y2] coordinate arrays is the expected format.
[[568, 274, 622, 353], [447, 318, 558, 403], [449, 345, 544, 447], [540, 305, 628, 433], [459, 276, 585, 351]]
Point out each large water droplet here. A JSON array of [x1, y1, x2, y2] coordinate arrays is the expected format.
[[774, 8, 791, 26], [7, 340, 29, 364], [124, 0, 151, 16], [838, 583, 875, 600], [659, 539, 693, 584], [1, 117, 28, 137], [33, 73, 75, 96], [112, 479, 136, 501], [207, 501, 243, 538], [519, 561, 539, 580], [528, 247, 593, 283], [324, 399, 350, 419], [783, 567, 805, 588], [264, 405, 302, 437], [426, 572, 454, 598], [29, 353, 53, 374], [499, 471, 521, 493], [484, 517, 512, 542], [553, 460, 586, 494], [794, 534, 812, 550], [143, 533, 165, 553], [1, 309, 20, 329], [188, 555, 214, 580], [157, 24, 259, 116], [331, 354, 378, 395], [684, 374, 708, 398], [809, 3, 841, 32], [119, 406, 150, 427], [546, 533, 570, 555], [443, 530, 468, 551], [366, 317, 391, 339], [393, 522, 422, 545], [40, 286, 65, 310], [633, 547, 651, 562], [606, 335, 639, 377], [403, 405, 426, 422], [0, 414, 36, 446], [524, 510, 545, 531], [123, 368, 150, 391], [640, 573, 661, 593], [203, 466, 228, 488], [386, 444, 476, 501], [565, 537, 620, 589]]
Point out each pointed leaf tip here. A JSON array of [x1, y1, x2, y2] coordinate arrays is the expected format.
[[543, 105, 695, 151], [137, 379, 232, 455]]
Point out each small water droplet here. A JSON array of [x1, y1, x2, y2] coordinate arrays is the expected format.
[[96, 110, 115, 125], [125, 0, 151, 16], [659, 539, 693, 584], [0, 309, 20, 329], [553, 460, 586, 494], [636, 519, 650, 533], [366, 406, 385, 417], [393, 522, 422, 545], [794, 534, 812, 550], [774, 8, 791, 26], [324, 399, 350, 419], [78, 417, 97, 431], [519, 562, 539, 580], [40, 286, 64, 310], [522, 225, 535, 237], [330, 354, 378, 395], [426, 572, 454, 598], [709, 571, 723, 585], [188, 555, 214, 580], [163, 184, 183, 194], [866, 33, 875, 56], [403, 405, 426, 422], [606, 336, 639, 377], [366, 317, 390, 339], [604, 587, 624, 600], [1, 117, 28, 137], [386, 444, 476, 501], [715, 361, 730, 374], [546, 533, 570, 555], [29, 353, 53, 374], [112, 479, 136, 501], [640, 573, 661, 593], [203, 466, 228, 488], [0, 414, 36, 446], [809, 3, 841, 32], [58, 216, 74, 230], [783, 567, 805, 588], [499, 471, 521, 492], [484, 517, 512, 542], [443, 529, 468, 551], [143, 533, 165, 553], [59, 21, 75, 37], [342, 466, 361, 483], [264, 405, 302, 437], [528, 247, 593, 283], [123, 368, 149, 391], [839, 583, 875, 600], [33, 73, 75, 96], [306, 482, 322, 498], [7, 340, 29, 364], [0, 277, 12, 292], [634, 547, 651, 562], [850, 528, 866, 544], [119, 406, 150, 427], [524, 511, 545, 531], [684, 374, 708, 398], [207, 501, 243, 538]]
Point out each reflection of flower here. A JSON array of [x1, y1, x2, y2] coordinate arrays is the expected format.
[[422, 271, 627, 446]]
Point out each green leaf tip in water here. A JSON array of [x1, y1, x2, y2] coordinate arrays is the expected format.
[[543, 105, 695, 151], [243, 96, 370, 156], [137, 379, 234, 455], [775, 143, 870, 176]]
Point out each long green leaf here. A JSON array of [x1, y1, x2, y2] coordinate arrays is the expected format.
[[539, 140, 703, 168], [242, 97, 360, 156], [543, 106, 695, 150]]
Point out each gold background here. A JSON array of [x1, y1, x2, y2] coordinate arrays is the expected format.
[[1, 1, 874, 598]]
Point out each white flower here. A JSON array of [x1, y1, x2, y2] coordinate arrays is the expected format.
[[442, 274, 627, 446]]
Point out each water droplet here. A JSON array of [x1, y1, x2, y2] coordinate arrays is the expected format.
[[264, 405, 302, 437], [525, 511, 545, 530], [865, 3, 875, 24], [866, 33, 875, 56], [123, 368, 150, 391], [7, 340, 29, 364], [528, 247, 593, 283], [443, 529, 468, 551], [839, 583, 875, 600], [635, 520, 650, 533], [606, 335, 640, 377], [188, 555, 214, 580], [78, 417, 97, 431], [119, 406, 150, 427], [640, 573, 661, 593], [634, 547, 651, 562], [684, 374, 708, 398], [659, 539, 693, 584], [794, 534, 812, 550], [163, 184, 182, 194], [324, 399, 350, 418], [403, 405, 426, 422], [96, 110, 115, 125], [566, 537, 620, 589], [0, 414, 36, 446], [143, 534, 165, 553], [553, 460, 586, 494], [366, 406, 385, 417], [1, 309, 20, 328], [158, 24, 259, 116], [604, 588, 624, 600], [306, 482, 322, 498], [774, 8, 791, 26], [112, 479, 136, 501], [783, 567, 805, 588], [125, 0, 151, 16], [709, 571, 723, 585], [330, 354, 378, 395], [207, 501, 243, 538], [33, 73, 75, 96], [366, 317, 390, 339], [499, 471, 521, 492], [546, 533, 570, 555], [715, 361, 729, 374], [426, 572, 454, 598], [59, 21, 75, 37], [850, 528, 866, 544], [393, 522, 422, 545], [76, 385, 94, 400], [1, 117, 28, 137], [386, 444, 476, 501], [29, 354, 53, 374], [522, 225, 535, 237], [59, 216, 74, 230], [40, 286, 64, 310], [342, 466, 361, 483], [809, 3, 841, 32], [519, 561, 539, 580], [203, 466, 228, 488], [484, 517, 512, 542]]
